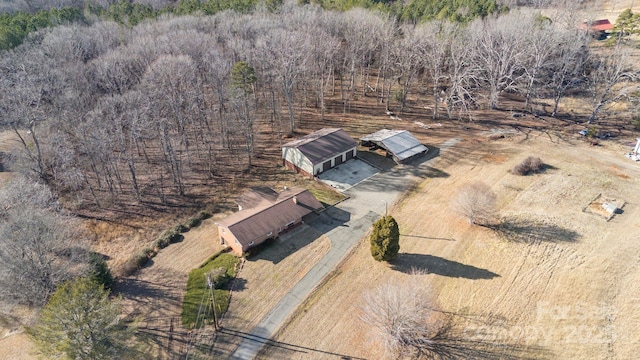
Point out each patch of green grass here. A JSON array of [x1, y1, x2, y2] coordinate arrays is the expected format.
[[308, 183, 345, 206], [181, 252, 240, 329]]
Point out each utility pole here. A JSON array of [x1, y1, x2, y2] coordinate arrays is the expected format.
[[206, 275, 219, 331]]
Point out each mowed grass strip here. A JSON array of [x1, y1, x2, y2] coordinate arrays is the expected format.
[[308, 182, 345, 206], [181, 252, 240, 328]]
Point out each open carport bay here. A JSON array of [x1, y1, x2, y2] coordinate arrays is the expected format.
[[317, 159, 379, 192]]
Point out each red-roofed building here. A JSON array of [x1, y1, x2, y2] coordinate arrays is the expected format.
[[216, 187, 324, 255], [580, 19, 614, 38]]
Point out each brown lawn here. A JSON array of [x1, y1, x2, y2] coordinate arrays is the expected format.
[[259, 132, 640, 359]]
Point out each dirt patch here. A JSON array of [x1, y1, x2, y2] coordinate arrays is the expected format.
[[481, 152, 510, 164], [583, 194, 626, 221], [0, 333, 35, 360]]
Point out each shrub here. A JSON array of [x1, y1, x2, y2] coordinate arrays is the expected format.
[[135, 247, 154, 265], [370, 215, 400, 262], [156, 229, 182, 248], [454, 182, 497, 226], [512, 156, 543, 176], [197, 210, 212, 220], [88, 253, 114, 290], [174, 224, 189, 233], [184, 216, 201, 229], [151, 239, 165, 250], [122, 247, 154, 275], [153, 236, 169, 250], [209, 267, 230, 289]]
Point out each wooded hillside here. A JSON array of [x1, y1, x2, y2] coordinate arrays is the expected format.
[[0, 1, 638, 218]]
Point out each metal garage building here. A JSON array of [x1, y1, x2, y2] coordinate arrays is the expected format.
[[282, 128, 357, 178], [361, 129, 428, 163]]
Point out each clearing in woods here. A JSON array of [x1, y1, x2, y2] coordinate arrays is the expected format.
[[258, 132, 640, 360]]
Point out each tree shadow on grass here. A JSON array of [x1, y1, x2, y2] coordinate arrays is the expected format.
[[218, 327, 368, 360], [229, 277, 247, 292], [495, 217, 580, 244], [392, 253, 500, 280], [412, 319, 553, 360]]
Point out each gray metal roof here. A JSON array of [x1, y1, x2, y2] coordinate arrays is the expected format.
[[361, 129, 428, 161], [282, 128, 357, 164]]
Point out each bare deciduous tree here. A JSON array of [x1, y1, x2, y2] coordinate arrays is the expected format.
[[587, 42, 638, 124], [0, 177, 90, 306], [470, 14, 527, 110], [454, 181, 498, 226], [417, 21, 451, 120], [547, 30, 590, 117], [360, 271, 447, 359], [444, 27, 479, 120]]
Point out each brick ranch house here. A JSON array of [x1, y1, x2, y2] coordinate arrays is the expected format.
[[215, 187, 324, 255], [282, 128, 357, 178]]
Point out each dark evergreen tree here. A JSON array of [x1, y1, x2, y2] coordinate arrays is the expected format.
[[370, 215, 400, 262], [27, 277, 136, 360]]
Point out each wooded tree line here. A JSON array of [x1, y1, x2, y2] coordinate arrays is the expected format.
[[1, 0, 506, 50], [0, 6, 84, 49], [0, 3, 637, 210]]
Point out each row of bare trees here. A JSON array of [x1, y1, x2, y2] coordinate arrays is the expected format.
[[0, 176, 92, 306], [0, 3, 636, 210]]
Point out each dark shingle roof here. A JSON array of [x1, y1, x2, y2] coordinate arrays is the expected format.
[[217, 188, 324, 248], [282, 128, 357, 164], [235, 187, 279, 210]]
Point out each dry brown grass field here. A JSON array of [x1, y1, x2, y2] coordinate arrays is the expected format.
[[258, 132, 640, 359]]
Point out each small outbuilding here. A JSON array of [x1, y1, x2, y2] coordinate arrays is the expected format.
[[282, 128, 358, 178], [361, 129, 428, 164], [579, 19, 614, 39], [216, 187, 324, 255], [626, 138, 640, 161]]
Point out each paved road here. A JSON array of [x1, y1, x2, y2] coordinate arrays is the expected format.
[[229, 152, 440, 359]]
